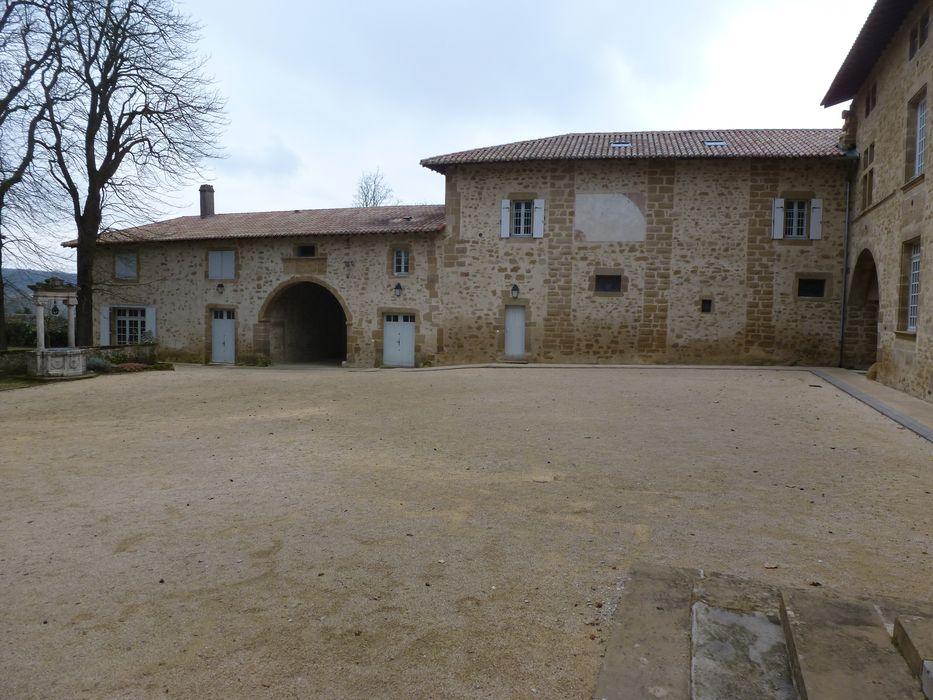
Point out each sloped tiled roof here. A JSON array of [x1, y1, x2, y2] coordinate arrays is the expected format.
[[421, 129, 845, 172], [822, 0, 915, 106], [64, 204, 446, 247]]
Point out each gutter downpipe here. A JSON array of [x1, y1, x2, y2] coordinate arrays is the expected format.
[[838, 175, 852, 368]]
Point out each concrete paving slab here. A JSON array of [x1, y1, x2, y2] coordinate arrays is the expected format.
[[691, 601, 796, 700], [781, 589, 922, 699], [593, 565, 693, 700]]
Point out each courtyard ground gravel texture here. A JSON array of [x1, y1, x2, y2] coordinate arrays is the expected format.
[[1, 365, 931, 698]]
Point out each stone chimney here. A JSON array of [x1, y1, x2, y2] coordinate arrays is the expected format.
[[199, 184, 215, 218]]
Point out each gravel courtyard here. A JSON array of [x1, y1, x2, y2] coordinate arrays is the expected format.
[[1, 365, 931, 698]]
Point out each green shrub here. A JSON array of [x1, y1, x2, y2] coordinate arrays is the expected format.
[[4, 318, 36, 347], [87, 356, 114, 373]]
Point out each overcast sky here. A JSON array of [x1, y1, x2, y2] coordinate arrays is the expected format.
[[180, 0, 873, 216], [38, 0, 877, 267]]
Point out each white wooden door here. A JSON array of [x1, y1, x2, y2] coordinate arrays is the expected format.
[[504, 305, 525, 357], [383, 313, 415, 367], [211, 309, 236, 363]]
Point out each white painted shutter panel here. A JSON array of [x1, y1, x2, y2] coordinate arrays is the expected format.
[[223, 251, 235, 279], [809, 198, 823, 240], [144, 307, 157, 340], [771, 198, 785, 240], [99, 305, 110, 346], [208, 251, 221, 279], [532, 198, 545, 238], [500, 200, 511, 238]]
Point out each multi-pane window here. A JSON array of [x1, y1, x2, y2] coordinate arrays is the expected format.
[[784, 200, 808, 238], [915, 97, 927, 177], [907, 242, 921, 332], [114, 308, 146, 345], [511, 200, 533, 237], [208, 250, 235, 280], [393, 249, 410, 275], [115, 251, 138, 279]]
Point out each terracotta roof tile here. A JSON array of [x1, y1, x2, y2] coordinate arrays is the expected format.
[[420, 129, 845, 171], [66, 204, 446, 247]]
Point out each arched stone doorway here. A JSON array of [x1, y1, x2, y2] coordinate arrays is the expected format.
[[843, 249, 880, 370], [261, 281, 348, 364]]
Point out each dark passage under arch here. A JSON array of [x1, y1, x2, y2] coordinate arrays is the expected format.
[[843, 249, 879, 370], [266, 282, 347, 363]]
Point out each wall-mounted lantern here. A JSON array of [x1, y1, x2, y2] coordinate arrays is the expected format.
[[394, 282, 402, 298], [216, 283, 225, 294], [510, 284, 520, 299]]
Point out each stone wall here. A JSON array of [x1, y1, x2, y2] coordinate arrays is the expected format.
[[92, 157, 849, 370], [846, 0, 932, 401], [92, 233, 442, 367], [435, 157, 849, 365]]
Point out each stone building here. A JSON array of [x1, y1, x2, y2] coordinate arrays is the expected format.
[[82, 129, 851, 370], [825, 0, 931, 401]]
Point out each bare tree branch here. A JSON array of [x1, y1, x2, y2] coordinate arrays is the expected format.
[[353, 167, 397, 207], [40, 0, 226, 345]]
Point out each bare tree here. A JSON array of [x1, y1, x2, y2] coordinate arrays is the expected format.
[[41, 0, 224, 345], [0, 0, 62, 349], [352, 167, 396, 207]]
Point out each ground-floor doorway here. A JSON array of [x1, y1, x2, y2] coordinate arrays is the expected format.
[[504, 305, 526, 358], [383, 313, 415, 367], [211, 309, 236, 363]]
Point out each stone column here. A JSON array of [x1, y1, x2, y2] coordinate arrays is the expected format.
[[35, 301, 46, 351], [65, 299, 77, 348]]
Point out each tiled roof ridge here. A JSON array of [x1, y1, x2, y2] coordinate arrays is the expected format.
[[64, 203, 446, 247], [421, 128, 845, 171]]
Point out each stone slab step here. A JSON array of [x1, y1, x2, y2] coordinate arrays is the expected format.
[[894, 616, 933, 699], [592, 565, 694, 700], [780, 589, 923, 699]]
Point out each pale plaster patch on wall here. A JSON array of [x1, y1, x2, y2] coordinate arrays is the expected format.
[[573, 192, 647, 242]]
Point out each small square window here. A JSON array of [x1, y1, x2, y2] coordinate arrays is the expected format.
[[797, 278, 827, 298], [594, 274, 623, 293], [394, 249, 410, 275], [700, 299, 713, 313], [115, 252, 138, 280], [296, 245, 316, 257]]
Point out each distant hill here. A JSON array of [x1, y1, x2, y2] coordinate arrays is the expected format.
[[3, 268, 78, 315]]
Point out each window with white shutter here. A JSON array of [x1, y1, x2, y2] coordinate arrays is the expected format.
[[208, 250, 235, 280]]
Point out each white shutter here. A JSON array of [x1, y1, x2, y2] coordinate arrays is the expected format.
[[99, 305, 110, 346], [500, 200, 511, 238], [209, 250, 235, 279], [144, 307, 157, 340], [809, 198, 823, 240], [771, 198, 785, 240], [532, 198, 545, 238]]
